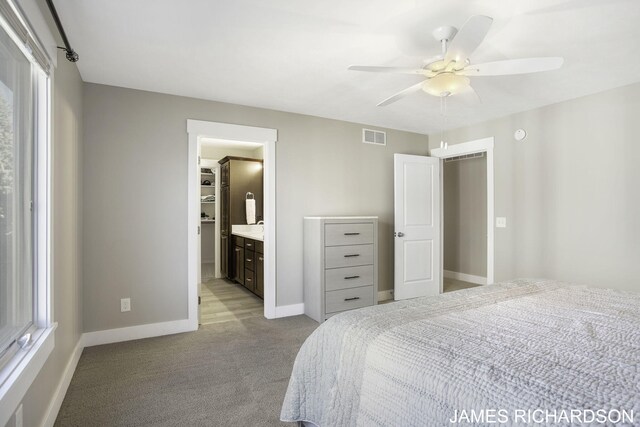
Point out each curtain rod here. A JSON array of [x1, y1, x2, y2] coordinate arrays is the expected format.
[[45, 0, 78, 62]]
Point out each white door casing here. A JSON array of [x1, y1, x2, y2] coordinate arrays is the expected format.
[[197, 143, 202, 322], [394, 154, 441, 300]]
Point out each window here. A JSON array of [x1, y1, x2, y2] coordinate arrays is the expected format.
[[0, 14, 34, 364], [0, 0, 53, 421]]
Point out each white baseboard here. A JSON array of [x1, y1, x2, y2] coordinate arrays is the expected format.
[[82, 319, 194, 347], [444, 270, 487, 285], [274, 303, 304, 318], [42, 338, 84, 427], [378, 289, 393, 301]]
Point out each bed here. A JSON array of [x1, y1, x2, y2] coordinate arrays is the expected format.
[[280, 279, 640, 426]]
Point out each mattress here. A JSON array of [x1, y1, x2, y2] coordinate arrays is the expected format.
[[280, 279, 640, 426]]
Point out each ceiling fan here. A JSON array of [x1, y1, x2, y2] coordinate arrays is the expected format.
[[349, 15, 564, 106]]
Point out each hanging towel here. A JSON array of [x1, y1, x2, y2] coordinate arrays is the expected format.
[[246, 198, 256, 224]]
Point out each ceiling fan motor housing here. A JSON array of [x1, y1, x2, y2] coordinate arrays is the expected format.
[[432, 25, 458, 42]]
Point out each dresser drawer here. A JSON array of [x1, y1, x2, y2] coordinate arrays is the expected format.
[[325, 244, 374, 269], [325, 285, 374, 314], [255, 240, 263, 254], [325, 223, 374, 246], [325, 265, 374, 291]]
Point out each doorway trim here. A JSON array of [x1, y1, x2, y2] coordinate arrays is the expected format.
[[430, 136, 495, 286], [187, 119, 278, 329]]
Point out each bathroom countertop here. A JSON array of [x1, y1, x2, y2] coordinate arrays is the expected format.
[[231, 230, 264, 241]]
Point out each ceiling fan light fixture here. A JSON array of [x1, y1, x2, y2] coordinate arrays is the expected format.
[[422, 73, 470, 97]]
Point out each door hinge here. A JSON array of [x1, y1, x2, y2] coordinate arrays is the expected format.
[[198, 155, 201, 165], [197, 226, 201, 235], [198, 296, 201, 305], [30, 201, 33, 211]]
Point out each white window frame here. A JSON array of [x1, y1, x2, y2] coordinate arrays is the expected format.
[[0, 8, 55, 426]]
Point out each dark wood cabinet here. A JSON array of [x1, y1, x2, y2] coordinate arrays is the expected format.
[[220, 234, 228, 277], [220, 184, 230, 278], [219, 156, 263, 280], [255, 249, 264, 298], [220, 161, 230, 187], [221, 186, 230, 235], [244, 250, 255, 272], [244, 269, 255, 292], [228, 235, 263, 298], [233, 238, 244, 284]]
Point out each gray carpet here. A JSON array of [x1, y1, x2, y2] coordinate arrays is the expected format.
[[55, 315, 318, 426]]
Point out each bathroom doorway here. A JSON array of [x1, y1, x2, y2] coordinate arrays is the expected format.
[[198, 139, 265, 324], [187, 120, 277, 328]]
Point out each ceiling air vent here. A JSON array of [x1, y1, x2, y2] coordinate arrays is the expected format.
[[362, 128, 386, 146], [444, 152, 485, 163]]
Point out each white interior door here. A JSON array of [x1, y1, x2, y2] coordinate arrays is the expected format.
[[394, 154, 441, 300]]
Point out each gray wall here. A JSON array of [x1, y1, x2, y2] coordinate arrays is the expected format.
[[82, 83, 428, 332], [430, 82, 640, 293], [443, 156, 487, 277], [17, 49, 84, 427]]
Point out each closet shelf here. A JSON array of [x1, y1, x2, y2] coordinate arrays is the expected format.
[[201, 202, 215, 204], [201, 219, 215, 223]]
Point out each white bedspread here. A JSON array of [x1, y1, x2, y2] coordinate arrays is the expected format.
[[281, 279, 640, 426]]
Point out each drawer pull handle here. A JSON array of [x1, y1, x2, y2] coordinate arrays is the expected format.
[[247, 278, 252, 282], [344, 232, 360, 236], [247, 243, 252, 247], [258, 257, 263, 261], [344, 297, 360, 301], [344, 254, 360, 258], [246, 258, 252, 262], [344, 275, 360, 280]]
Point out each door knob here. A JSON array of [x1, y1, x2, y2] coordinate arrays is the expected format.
[[397, 232, 405, 237]]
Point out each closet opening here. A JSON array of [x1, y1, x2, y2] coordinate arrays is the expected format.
[[431, 137, 495, 293], [442, 152, 487, 292]]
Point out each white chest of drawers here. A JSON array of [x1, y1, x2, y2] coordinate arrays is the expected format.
[[303, 216, 378, 323]]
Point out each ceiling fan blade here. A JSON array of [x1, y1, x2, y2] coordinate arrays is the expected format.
[[459, 57, 564, 76], [348, 65, 426, 75], [377, 81, 425, 107], [455, 85, 482, 105], [444, 15, 493, 67], [525, 0, 633, 15]]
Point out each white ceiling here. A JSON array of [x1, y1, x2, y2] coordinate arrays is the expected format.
[[53, 0, 640, 134]]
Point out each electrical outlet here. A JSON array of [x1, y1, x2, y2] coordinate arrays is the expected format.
[[15, 404, 23, 427], [120, 298, 131, 312], [496, 217, 507, 228]]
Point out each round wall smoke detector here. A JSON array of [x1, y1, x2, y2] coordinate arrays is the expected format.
[[514, 129, 527, 141]]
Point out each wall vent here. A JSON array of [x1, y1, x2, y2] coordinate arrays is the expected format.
[[444, 151, 485, 163], [362, 128, 386, 146]]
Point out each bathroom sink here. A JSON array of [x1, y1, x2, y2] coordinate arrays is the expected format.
[[231, 224, 264, 241]]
